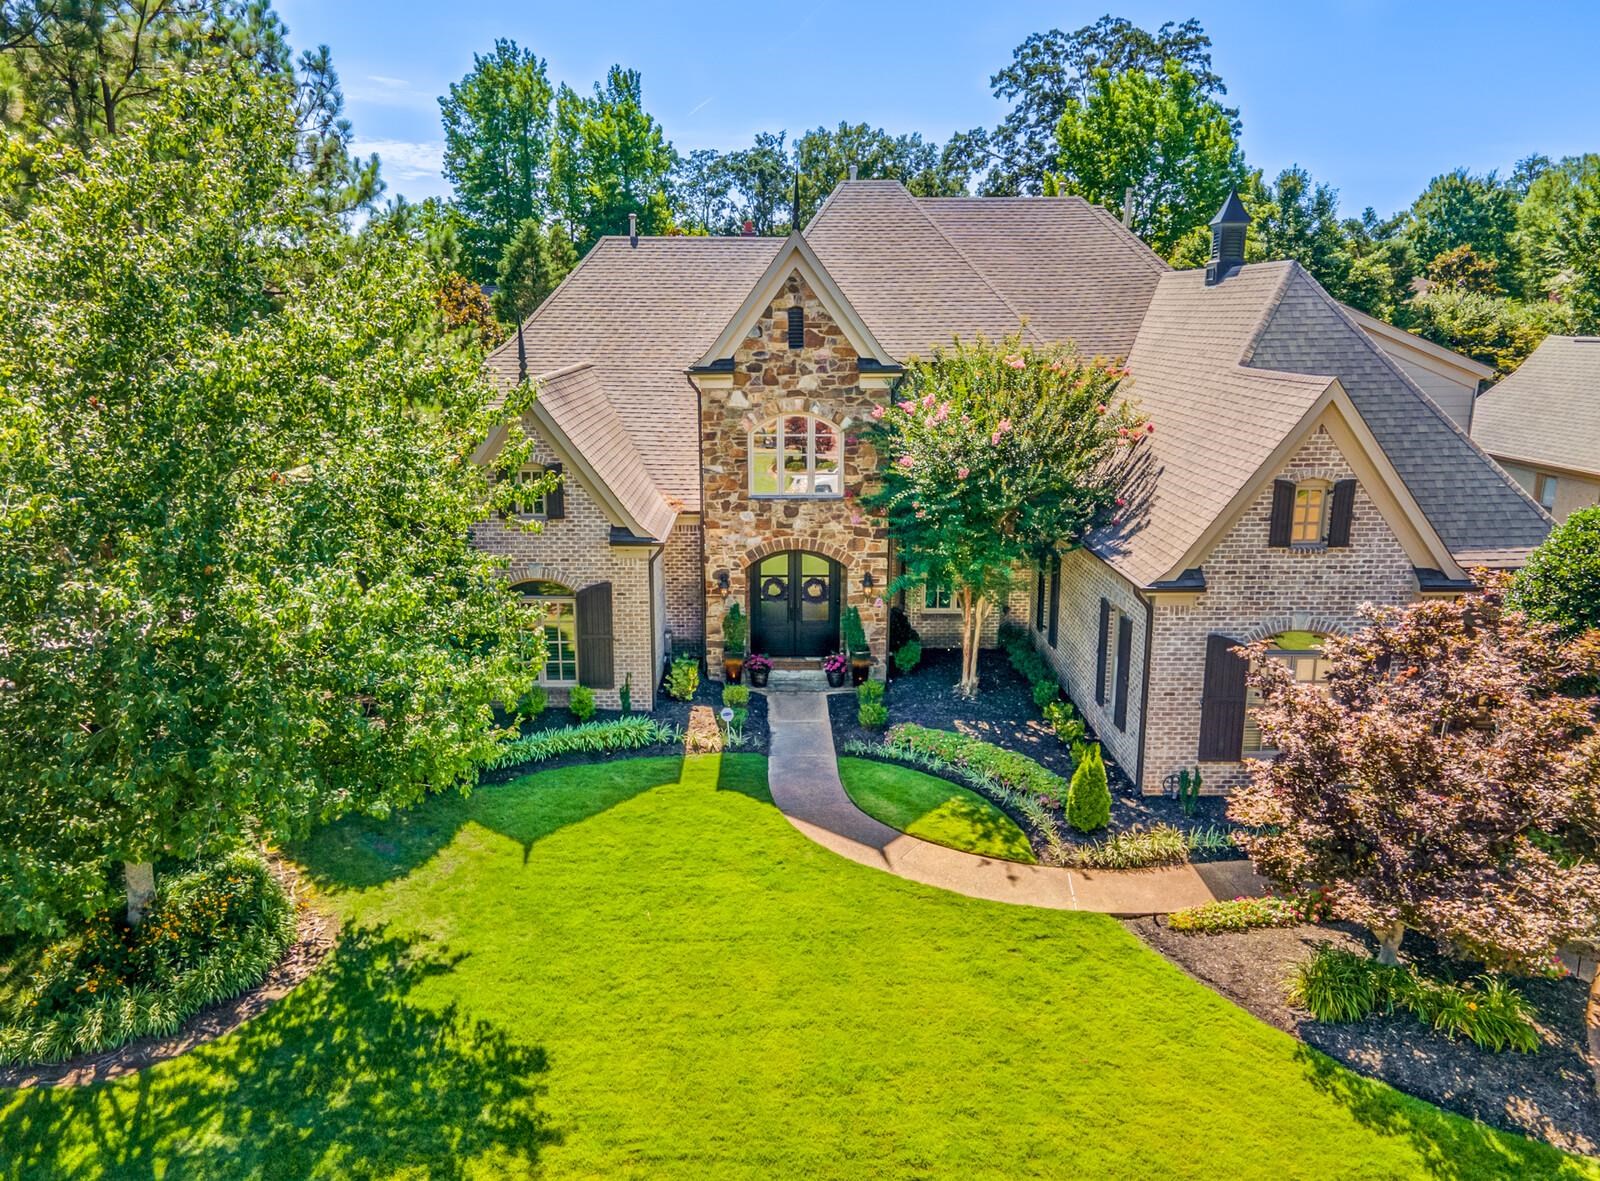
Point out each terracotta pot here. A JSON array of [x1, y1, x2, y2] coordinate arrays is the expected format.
[[825, 668, 846, 688], [749, 666, 770, 688], [723, 658, 744, 684]]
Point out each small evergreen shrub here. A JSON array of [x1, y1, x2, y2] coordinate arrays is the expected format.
[[858, 702, 889, 729], [619, 673, 632, 715], [722, 683, 750, 709], [568, 684, 596, 721], [667, 656, 700, 701], [483, 717, 678, 770], [1175, 767, 1203, 817], [513, 686, 548, 724], [857, 679, 885, 705], [842, 606, 868, 655], [1031, 678, 1060, 709], [722, 602, 748, 658], [1065, 743, 1111, 833], [893, 639, 923, 675]]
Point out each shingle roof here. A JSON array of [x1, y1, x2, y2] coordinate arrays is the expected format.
[[485, 235, 783, 508], [1472, 335, 1600, 478], [532, 362, 677, 542]]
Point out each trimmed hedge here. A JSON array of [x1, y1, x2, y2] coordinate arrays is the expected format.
[[1168, 895, 1318, 933], [883, 723, 1069, 803], [0, 850, 294, 1066], [484, 717, 679, 771]]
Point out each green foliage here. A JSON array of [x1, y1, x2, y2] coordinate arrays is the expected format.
[[842, 606, 868, 655], [1514, 506, 1600, 636], [481, 717, 677, 771], [1065, 744, 1112, 833], [722, 603, 748, 658], [1167, 893, 1326, 934], [1176, 767, 1203, 818], [1031, 677, 1060, 709], [1516, 154, 1600, 328], [1042, 700, 1085, 745], [858, 702, 890, 729], [893, 638, 923, 675], [567, 685, 596, 722], [883, 724, 1069, 804], [1071, 823, 1189, 869], [1054, 60, 1245, 255], [857, 679, 886, 705], [1400, 285, 1573, 374], [493, 216, 568, 329], [514, 686, 549, 724], [0, 850, 293, 1065], [1289, 946, 1539, 1053], [1403, 168, 1522, 291], [619, 673, 632, 715], [722, 683, 750, 709], [0, 69, 536, 935], [667, 656, 700, 702]]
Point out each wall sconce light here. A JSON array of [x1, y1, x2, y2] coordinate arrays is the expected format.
[[715, 570, 730, 592], [861, 571, 875, 590]]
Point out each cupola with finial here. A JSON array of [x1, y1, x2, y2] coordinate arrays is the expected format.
[[1205, 190, 1250, 286]]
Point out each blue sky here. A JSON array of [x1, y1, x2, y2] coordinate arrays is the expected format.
[[276, 0, 1600, 219]]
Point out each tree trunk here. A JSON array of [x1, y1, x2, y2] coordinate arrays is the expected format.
[[124, 860, 155, 926], [956, 591, 986, 697], [1373, 920, 1405, 965]]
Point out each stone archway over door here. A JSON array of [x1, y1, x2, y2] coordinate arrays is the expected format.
[[750, 551, 841, 658]]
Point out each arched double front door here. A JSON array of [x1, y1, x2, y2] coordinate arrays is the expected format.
[[750, 551, 842, 658]]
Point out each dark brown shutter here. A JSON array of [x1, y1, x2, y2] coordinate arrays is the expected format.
[[1113, 615, 1133, 730], [544, 462, 565, 519], [576, 581, 614, 688], [1095, 598, 1111, 705], [1327, 479, 1356, 547], [1197, 634, 1248, 761], [787, 306, 805, 348], [1034, 568, 1046, 630], [1268, 479, 1296, 547], [1047, 556, 1061, 648]]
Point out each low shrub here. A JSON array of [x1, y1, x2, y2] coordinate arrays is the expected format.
[[1185, 825, 1237, 858], [483, 717, 678, 770], [1289, 945, 1540, 1052], [513, 686, 548, 724], [0, 850, 294, 1066], [1040, 699, 1083, 743], [1071, 824, 1190, 869], [858, 702, 889, 729], [857, 679, 885, 705], [568, 684, 596, 721], [722, 683, 750, 709], [1065, 744, 1111, 833], [893, 639, 923, 675], [1031, 678, 1060, 709], [884, 723, 1068, 803], [1168, 894, 1319, 934], [666, 656, 700, 701]]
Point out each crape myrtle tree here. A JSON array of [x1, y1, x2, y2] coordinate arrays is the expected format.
[[0, 66, 547, 936], [1227, 577, 1600, 969], [866, 335, 1149, 695]]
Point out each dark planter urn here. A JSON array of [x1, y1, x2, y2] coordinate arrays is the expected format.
[[723, 658, 744, 684], [748, 666, 770, 688], [825, 668, 847, 688], [849, 656, 872, 687]]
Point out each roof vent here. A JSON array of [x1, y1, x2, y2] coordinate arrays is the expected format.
[[1205, 190, 1250, 286], [849, 163, 858, 181], [787, 306, 804, 349], [628, 212, 638, 248]]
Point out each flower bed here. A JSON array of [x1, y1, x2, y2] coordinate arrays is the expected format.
[[1167, 893, 1324, 933], [482, 717, 680, 772]]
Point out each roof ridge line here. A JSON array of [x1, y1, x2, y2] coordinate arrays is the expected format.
[[1079, 202, 1171, 278], [1237, 260, 1301, 367], [899, 186, 1045, 347]]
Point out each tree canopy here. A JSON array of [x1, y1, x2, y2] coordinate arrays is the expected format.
[[1515, 506, 1600, 639]]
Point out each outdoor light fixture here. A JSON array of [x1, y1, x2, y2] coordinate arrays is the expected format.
[[861, 571, 875, 590], [715, 570, 730, 591]]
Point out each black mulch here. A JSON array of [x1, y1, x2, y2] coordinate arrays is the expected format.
[[1128, 916, 1600, 1157], [829, 647, 1240, 858]]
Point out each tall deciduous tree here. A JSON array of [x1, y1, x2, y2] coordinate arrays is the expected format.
[[1054, 60, 1245, 256], [867, 336, 1148, 694], [1228, 579, 1600, 968], [1515, 506, 1600, 639], [439, 38, 553, 281], [1516, 154, 1600, 331], [0, 67, 539, 935], [1404, 168, 1521, 292], [791, 121, 972, 220]]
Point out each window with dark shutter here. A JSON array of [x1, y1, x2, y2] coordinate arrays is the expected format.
[[1034, 569, 1046, 631], [1268, 479, 1296, 547], [1113, 614, 1133, 730], [787, 306, 804, 348], [1095, 598, 1111, 705], [575, 582, 614, 689], [544, 462, 565, 520], [1047, 556, 1061, 648], [1327, 479, 1356, 547], [1197, 633, 1249, 761]]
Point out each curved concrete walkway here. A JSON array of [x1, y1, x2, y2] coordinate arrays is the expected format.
[[765, 691, 1266, 916]]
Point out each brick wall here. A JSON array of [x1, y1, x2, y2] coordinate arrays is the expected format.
[[662, 518, 704, 650], [470, 429, 661, 711], [903, 576, 1031, 649], [1142, 427, 1418, 793]]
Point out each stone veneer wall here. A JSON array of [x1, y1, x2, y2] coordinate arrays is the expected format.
[[697, 270, 890, 677], [661, 519, 704, 651], [470, 430, 661, 711], [1142, 427, 1419, 794]]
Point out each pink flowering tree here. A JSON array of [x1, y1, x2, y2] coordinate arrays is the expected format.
[[865, 333, 1149, 694]]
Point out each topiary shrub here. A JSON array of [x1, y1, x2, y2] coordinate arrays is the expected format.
[[893, 638, 923, 675], [858, 701, 889, 729], [722, 602, 748, 658], [842, 606, 868, 656], [1065, 743, 1111, 833], [568, 684, 596, 721], [1031, 677, 1059, 709], [857, 679, 885, 705], [667, 656, 700, 701], [722, 683, 750, 709]]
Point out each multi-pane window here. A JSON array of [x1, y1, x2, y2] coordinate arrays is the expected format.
[[924, 579, 954, 611], [1242, 632, 1330, 756], [516, 580, 577, 684], [1536, 472, 1559, 512], [750, 415, 842, 497], [1291, 483, 1328, 544], [510, 466, 549, 516]]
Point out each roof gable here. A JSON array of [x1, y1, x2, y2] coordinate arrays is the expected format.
[[1473, 335, 1600, 479]]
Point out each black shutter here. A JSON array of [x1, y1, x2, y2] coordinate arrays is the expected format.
[[1197, 634, 1249, 761], [1095, 598, 1111, 705], [1327, 479, 1356, 547], [1113, 615, 1133, 730], [787, 306, 804, 348], [576, 581, 614, 688], [544, 463, 565, 520], [1047, 557, 1061, 648], [1034, 568, 1046, 631], [1268, 479, 1296, 547]]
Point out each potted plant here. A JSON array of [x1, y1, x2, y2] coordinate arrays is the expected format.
[[823, 652, 848, 689], [745, 653, 772, 688], [842, 606, 872, 686], [721, 603, 747, 683]]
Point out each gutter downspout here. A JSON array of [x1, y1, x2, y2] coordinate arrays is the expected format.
[[1134, 589, 1156, 793]]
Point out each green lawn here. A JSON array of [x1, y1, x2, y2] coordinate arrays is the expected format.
[[837, 754, 1036, 862], [3, 754, 1595, 1179]]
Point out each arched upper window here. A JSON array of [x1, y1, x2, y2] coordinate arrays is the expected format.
[[1242, 630, 1331, 755], [749, 414, 842, 498], [512, 580, 578, 684]]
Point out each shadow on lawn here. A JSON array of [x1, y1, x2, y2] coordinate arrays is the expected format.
[[1, 926, 559, 1181], [1294, 1043, 1594, 1179]]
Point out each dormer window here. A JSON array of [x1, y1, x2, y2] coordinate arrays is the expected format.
[[750, 415, 842, 497], [1291, 480, 1330, 545], [787, 306, 804, 349]]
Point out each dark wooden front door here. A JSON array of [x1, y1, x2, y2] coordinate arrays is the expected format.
[[750, 551, 841, 658]]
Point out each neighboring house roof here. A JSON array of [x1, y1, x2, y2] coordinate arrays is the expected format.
[[1472, 335, 1600, 479], [1341, 303, 1494, 386]]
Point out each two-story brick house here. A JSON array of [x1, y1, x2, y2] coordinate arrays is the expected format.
[[472, 180, 1550, 793]]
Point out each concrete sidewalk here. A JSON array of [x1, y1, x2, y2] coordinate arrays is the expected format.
[[764, 691, 1266, 916]]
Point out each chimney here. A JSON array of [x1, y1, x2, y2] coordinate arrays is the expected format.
[[628, 212, 638, 248], [740, 219, 756, 236], [1205, 191, 1250, 286], [849, 163, 858, 181]]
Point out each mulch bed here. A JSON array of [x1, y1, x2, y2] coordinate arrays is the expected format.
[[0, 858, 339, 1090], [1128, 916, 1600, 1156], [831, 648, 1240, 859]]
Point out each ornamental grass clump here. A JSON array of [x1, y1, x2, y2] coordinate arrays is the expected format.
[[1071, 824, 1190, 869], [482, 717, 678, 770], [884, 723, 1068, 802]]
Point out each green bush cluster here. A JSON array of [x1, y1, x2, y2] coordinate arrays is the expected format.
[[884, 723, 1068, 803], [568, 684, 596, 722], [893, 638, 923, 675], [856, 679, 888, 729], [998, 622, 1061, 708], [1168, 893, 1326, 934], [0, 850, 294, 1066], [513, 686, 548, 724], [1290, 945, 1539, 1053], [722, 684, 750, 709], [666, 656, 700, 701], [482, 717, 678, 770], [1065, 743, 1111, 833], [1041, 700, 1084, 745]]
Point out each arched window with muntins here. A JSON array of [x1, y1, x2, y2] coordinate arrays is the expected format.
[[749, 414, 842, 498], [512, 580, 578, 684]]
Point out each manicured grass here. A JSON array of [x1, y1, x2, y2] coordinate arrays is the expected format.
[[837, 755, 1036, 862], [3, 754, 1595, 1179]]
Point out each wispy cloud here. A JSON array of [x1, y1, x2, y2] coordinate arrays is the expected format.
[[687, 96, 713, 116], [344, 74, 440, 113], [352, 138, 444, 182]]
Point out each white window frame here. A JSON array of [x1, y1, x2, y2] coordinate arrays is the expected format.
[[923, 578, 957, 613], [518, 582, 578, 685], [1535, 472, 1559, 513], [748, 415, 844, 499], [1242, 635, 1331, 756], [511, 464, 550, 518], [1290, 479, 1331, 546]]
